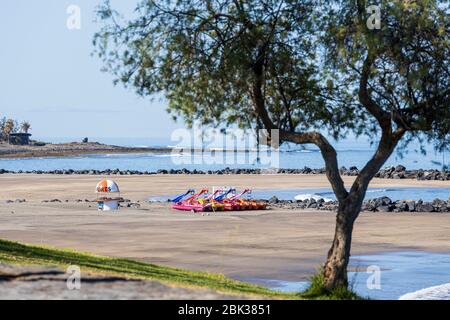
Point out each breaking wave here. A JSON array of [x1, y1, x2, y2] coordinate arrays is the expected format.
[[399, 283, 450, 300], [294, 193, 334, 202]]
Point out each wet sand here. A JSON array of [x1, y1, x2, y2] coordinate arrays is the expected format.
[[1, 174, 450, 281]]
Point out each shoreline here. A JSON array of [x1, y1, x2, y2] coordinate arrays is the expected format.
[[0, 148, 171, 159]]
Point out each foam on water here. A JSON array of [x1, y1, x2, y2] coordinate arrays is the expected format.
[[294, 193, 334, 202], [366, 188, 388, 193], [399, 283, 450, 300]]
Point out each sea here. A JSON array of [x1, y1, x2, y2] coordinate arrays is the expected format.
[[1, 136, 448, 173]]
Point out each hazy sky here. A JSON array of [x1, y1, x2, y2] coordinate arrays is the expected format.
[[0, 0, 181, 141], [0, 1, 443, 158]]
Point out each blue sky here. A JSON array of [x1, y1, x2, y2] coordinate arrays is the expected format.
[[0, 0, 181, 141], [0, 1, 444, 159]]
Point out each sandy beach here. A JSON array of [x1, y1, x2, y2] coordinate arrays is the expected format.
[[1, 174, 450, 283], [1, 173, 449, 200]]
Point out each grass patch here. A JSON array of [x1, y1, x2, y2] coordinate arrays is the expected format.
[[300, 268, 363, 300], [0, 239, 364, 299], [0, 238, 297, 299]]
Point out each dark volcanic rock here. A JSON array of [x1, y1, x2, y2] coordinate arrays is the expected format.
[[377, 205, 392, 212], [268, 196, 279, 204], [3, 164, 449, 180], [268, 195, 449, 213], [416, 202, 435, 212], [405, 200, 416, 212], [369, 196, 392, 208]]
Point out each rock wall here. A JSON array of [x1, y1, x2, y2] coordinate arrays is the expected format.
[[1, 165, 449, 180]]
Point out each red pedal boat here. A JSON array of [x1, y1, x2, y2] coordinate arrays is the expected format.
[[171, 189, 212, 212]]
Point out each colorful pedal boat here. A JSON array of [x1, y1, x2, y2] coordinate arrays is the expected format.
[[170, 188, 267, 212]]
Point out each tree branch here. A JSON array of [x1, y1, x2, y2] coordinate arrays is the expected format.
[[358, 53, 391, 130], [280, 130, 349, 202], [251, 59, 276, 130], [349, 128, 405, 203]]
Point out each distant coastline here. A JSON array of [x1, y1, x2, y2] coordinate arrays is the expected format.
[[1, 141, 271, 159], [0, 141, 281, 159], [0, 141, 173, 159]]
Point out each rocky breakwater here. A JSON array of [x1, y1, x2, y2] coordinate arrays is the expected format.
[[374, 165, 450, 181], [0, 165, 449, 180], [267, 196, 450, 213]]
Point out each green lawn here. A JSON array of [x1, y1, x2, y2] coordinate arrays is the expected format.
[[0, 238, 362, 299], [0, 238, 297, 299]]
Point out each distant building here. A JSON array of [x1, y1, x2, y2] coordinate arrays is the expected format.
[[8, 133, 32, 145]]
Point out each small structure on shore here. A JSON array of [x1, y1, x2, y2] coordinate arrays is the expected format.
[[95, 179, 122, 211], [8, 133, 32, 145]]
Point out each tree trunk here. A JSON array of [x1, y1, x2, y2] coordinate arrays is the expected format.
[[323, 198, 362, 290], [321, 129, 405, 291]]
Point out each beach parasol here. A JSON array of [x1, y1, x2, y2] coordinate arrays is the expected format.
[[96, 179, 120, 193]]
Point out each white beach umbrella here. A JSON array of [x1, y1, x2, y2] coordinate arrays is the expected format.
[[96, 179, 120, 193]]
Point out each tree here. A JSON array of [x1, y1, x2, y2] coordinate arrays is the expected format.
[[94, 0, 449, 292], [20, 121, 31, 134], [320, 0, 449, 288], [3, 119, 16, 137], [0, 117, 6, 141]]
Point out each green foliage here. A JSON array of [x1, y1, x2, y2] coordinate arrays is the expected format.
[[94, 0, 355, 138], [0, 118, 18, 137], [0, 117, 5, 140], [300, 269, 363, 300], [323, 0, 449, 149], [94, 0, 449, 149], [0, 117, 30, 140], [20, 121, 31, 134]]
